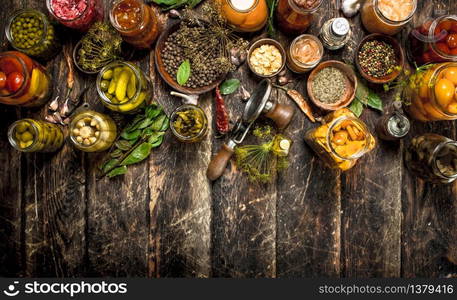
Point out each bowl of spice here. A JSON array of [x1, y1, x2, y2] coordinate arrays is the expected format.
[[248, 38, 286, 78], [307, 60, 357, 111], [355, 33, 404, 84]]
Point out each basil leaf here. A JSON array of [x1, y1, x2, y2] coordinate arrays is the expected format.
[[349, 98, 364, 117], [177, 59, 191, 86], [120, 143, 153, 166], [367, 91, 383, 112], [102, 159, 119, 173], [115, 140, 132, 151], [220, 79, 240, 95], [121, 129, 141, 140], [107, 166, 128, 178]]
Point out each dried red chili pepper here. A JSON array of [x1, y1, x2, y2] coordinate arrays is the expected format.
[[215, 86, 230, 134]]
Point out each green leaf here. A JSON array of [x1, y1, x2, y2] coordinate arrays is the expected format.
[[101, 159, 119, 173], [220, 79, 240, 95], [160, 116, 170, 131], [121, 129, 141, 140], [177, 59, 191, 86], [107, 166, 128, 178], [349, 98, 364, 117], [145, 105, 162, 119], [367, 91, 383, 112], [137, 118, 154, 130], [110, 149, 124, 158], [115, 140, 132, 151], [120, 143, 153, 166], [151, 114, 167, 131], [150, 135, 164, 148]]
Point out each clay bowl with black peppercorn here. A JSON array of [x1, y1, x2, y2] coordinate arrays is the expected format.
[[307, 60, 357, 111], [155, 21, 225, 95], [355, 33, 404, 84]]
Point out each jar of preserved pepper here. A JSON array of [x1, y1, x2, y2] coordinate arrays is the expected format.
[[219, 0, 268, 32], [6, 9, 61, 59], [361, 0, 417, 36], [0, 51, 52, 107], [407, 15, 457, 66], [8, 119, 64, 152], [69, 110, 117, 152], [170, 104, 208, 143], [304, 108, 376, 171], [97, 61, 152, 114], [46, 0, 104, 32], [109, 0, 160, 49], [276, 0, 322, 35], [405, 134, 457, 184], [404, 63, 457, 121]]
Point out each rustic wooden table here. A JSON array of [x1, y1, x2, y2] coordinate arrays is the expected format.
[[0, 0, 456, 278]]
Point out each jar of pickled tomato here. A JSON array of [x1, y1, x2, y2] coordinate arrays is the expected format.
[[276, 0, 322, 35], [404, 63, 457, 121], [47, 0, 103, 32], [361, 0, 417, 36], [219, 0, 268, 32], [110, 0, 160, 49], [0, 51, 52, 107], [304, 108, 376, 171], [8, 119, 64, 153], [407, 15, 457, 66], [405, 134, 457, 184]]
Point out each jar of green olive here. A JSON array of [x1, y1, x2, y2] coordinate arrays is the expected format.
[[97, 61, 152, 114], [8, 119, 64, 152], [69, 110, 117, 152], [170, 104, 208, 143], [6, 9, 61, 59]]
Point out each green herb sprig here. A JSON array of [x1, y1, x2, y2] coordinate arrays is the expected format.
[[266, 0, 279, 37], [149, 0, 203, 11]]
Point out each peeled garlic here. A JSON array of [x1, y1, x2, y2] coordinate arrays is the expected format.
[[341, 0, 361, 18]]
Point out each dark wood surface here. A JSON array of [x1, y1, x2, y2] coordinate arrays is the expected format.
[[0, 0, 457, 278]]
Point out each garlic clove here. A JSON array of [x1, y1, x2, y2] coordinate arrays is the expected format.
[[76, 136, 83, 143], [83, 138, 91, 145], [48, 96, 59, 112], [95, 131, 100, 138], [90, 119, 98, 127], [89, 137, 97, 144], [72, 128, 80, 135]]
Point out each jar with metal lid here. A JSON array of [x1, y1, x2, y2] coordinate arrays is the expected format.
[[97, 61, 152, 114], [361, 0, 417, 35], [276, 0, 322, 35], [6, 9, 61, 59], [404, 62, 457, 121], [219, 0, 268, 32], [286, 34, 323, 73], [69, 110, 117, 152], [0, 51, 52, 107], [304, 108, 376, 171], [376, 102, 410, 141], [170, 104, 208, 143], [8, 119, 64, 153], [319, 17, 351, 50], [405, 134, 457, 184], [47, 0, 103, 31]]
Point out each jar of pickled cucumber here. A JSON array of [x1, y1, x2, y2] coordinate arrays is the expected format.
[[8, 119, 64, 152], [170, 104, 208, 143], [69, 110, 117, 152], [97, 61, 152, 114], [304, 108, 376, 171], [404, 63, 457, 121], [0, 51, 52, 107], [405, 134, 457, 184], [6, 9, 61, 59]]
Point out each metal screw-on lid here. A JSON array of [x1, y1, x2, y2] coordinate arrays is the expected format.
[[331, 18, 350, 36]]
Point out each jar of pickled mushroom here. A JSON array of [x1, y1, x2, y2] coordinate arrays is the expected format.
[[8, 119, 64, 153], [361, 0, 417, 36], [69, 110, 117, 152], [407, 15, 457, 66], [0, 51, 52, 107], [170, 104, 208, 143], [405, 134, 457, 184], [404, 63, 457, 121], [109, 0, 159, 49], [304, 108, 376, 171], [276, 0, 322, 35], [219, 0, 268, 32], [47, 0, 103, 32], [97, 61, 152, 114], [286, 34, 323, 73], [6, 9, 61, 59]]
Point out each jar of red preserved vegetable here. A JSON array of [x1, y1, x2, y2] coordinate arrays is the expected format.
[[47, 0, 103, 32], [276, 0, 322, 35], [407, 15, 457, 66], [110, 0, 160, 49]]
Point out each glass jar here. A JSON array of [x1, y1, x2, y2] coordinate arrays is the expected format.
[[219, 0, 268, 32], [6, 9, 61, 59], [319, 17, 351, 50], [304, 108, 376, 171], [286, 34, 323, 73], [69, 110, 117, 152], [170, 104, 208, 143], [405, 134, 457, 184], [109, 0, 160, 49], [404, 63, 457, 121], [8, 119, 64, 152], [97, 61, 152, 114], [47, 0, 104, 32], [276, 0, 322, 35], [361, 0, 417, 36], [407, 15, 457, 66], [0, 51, 52, 107]]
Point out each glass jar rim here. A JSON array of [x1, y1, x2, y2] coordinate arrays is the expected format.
[[288, 0, 323, 13], [69, 110, 114, 149], [289, 34, 323, 68], [227, 0, 259, 13], [429, 62, 457, 117], [8, 119, 40, 151], [432, 140, 457, 180], [6, 9, 49, 51], [46, 0, 90, 22], [429, 15, 457, 60], [374, 0, 417, 26], [170, 104, 208, 141], [0, 52, 30, 97], [109, 0, 145, 33]]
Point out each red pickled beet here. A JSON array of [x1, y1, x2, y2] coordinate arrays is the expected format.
[[0, 72, 6, 89], [446, 33, 457, 48], [6, 72, 24, 93], [50, 0, 88, 21]]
